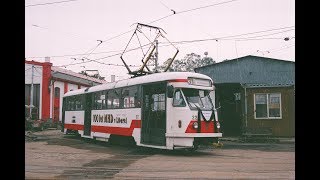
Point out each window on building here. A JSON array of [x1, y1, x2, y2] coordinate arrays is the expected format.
[[255, 93, 281, 119], [25, 84, 40, 119], [25, 84, 40, 108], [55, 87, 60, 98]]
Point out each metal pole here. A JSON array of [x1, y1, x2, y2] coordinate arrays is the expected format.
[[155, 40, 158, 72], [30, 65, 34, 119], [244, 85, 247, 127]]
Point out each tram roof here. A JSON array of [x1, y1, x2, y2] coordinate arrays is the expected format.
[[63, 72, 212, 97]]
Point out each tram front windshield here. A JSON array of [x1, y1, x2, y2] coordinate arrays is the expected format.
[[182, 88, 213, 110]]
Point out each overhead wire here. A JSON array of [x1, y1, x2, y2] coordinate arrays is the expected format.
[[57, 37, 294, 68], [165, 27, 294, 44], [25, 0, 294, 70], [25, 0, 82, 7], [26, 26, 294, 59], [81, 3, 293, 64], [148, 0, 240, 24], [235, 29, 294, 39], [25, 67, 32, 71], [40, 0, 240, 63], [34, 37, 291, 69], [31, 24, 83, 39], [267, 44, 295, 54], [26, 0, 283, 70], [250, 43, 295, 57]]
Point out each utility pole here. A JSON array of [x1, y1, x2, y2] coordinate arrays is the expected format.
[[30, 65, 34, 119], [155, 40, 158, 72]]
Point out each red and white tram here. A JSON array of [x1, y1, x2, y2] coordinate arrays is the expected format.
[[62, 72, 222, 150]]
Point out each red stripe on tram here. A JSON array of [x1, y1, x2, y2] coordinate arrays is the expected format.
[[185, 120, 215, 133], [168, 79, 188, 83], [91, 120, 141, 136]]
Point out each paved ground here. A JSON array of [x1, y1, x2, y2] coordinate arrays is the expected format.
[[25, 130, 295, 179]]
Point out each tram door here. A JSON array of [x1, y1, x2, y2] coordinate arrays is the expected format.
[[83, 93, 92, 136], [141, 82, 166, 146]]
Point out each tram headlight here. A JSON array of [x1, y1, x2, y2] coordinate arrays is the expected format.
[[193, 122, 199, 129], [216, 121, 221, 129]]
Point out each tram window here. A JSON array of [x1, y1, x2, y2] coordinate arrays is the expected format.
[[68, 98, 72, 111], [123, 86, 138, 108], [113, 99, 120, 108], [145, 95, 149, 109], [102, 91, 107, 109], [107, 99, 112, 109], [151, 94, 165, 111], [75, 96, 81, 110], [107, 90, 113, 109], [74, 95, 83, 110], [123, 97, 134, 108], [93, 92, 99, 109], [64, 98, 68, 110], [93, 91, 106, 110], [70, 100, 75, 111], [108, 89, 121, 109], [183, 89, 213, 110], [65, 96, 78, 111], [173, 89, 186, 107]]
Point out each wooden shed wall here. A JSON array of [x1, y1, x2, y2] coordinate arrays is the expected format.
[[246, 86, 295, 137]]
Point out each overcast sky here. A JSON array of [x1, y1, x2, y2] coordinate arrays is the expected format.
[[25, 0, 295, 81]]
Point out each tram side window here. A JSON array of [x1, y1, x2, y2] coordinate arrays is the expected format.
[[75, 95, 83, 110], [123, 86, 138, 108], [70, 97, 75, 111], [102, 91, 107, 109], [106, 91, 112, 108], [94, 91, 106, 110], [173, 89, 186, 107], [108, 89, 121, 109], [64, 97, 69, 110], [68, 98, 72, 111], [64, 95, 83, 111]]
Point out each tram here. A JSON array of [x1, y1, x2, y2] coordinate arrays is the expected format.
[[62, 72, 222, 150]]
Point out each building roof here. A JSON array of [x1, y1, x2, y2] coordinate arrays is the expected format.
[[52, 67, 106, 83], [25, 59, 107, 86], [194, 55, 295, 85], [243, 83, 294, 88], [51, 66, 107, 85], [195, 55, 294, 70]]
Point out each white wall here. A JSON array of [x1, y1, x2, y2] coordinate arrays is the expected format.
[[68, 84, 79, 92], [25, 63, 43, 119], [25, 64, 42, 84]]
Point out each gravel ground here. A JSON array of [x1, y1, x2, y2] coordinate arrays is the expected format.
[[25, 129, 295, 179]]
